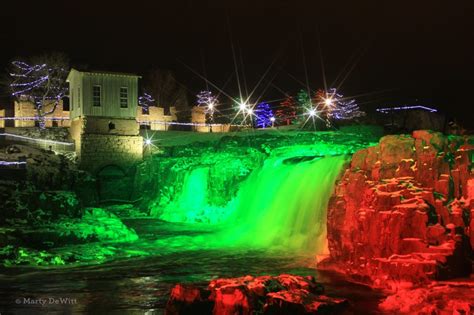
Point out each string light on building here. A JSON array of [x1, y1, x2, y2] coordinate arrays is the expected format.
[[0, 160, 27, 166], [136, 120, 241, 127], [0, 133, 74, 146], [376, 105, 438, 114], [0, 117, 70, 121]]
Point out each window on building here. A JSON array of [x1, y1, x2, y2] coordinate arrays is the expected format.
[[93, 85, 101, 106], [120, 87, 128, 108], [63, 96, 70, 111]]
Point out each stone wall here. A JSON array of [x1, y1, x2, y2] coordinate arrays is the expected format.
[[191, 106, 231, 133], [69, 118, 82, 156], [0, 109, 4, 128], [136, 106, 177, 131], [320, 130, 474, 290], [14, 100, 70, 127], [79, 134, 143, 173], [83, 116, 139, 135], [70, 116, 143, 173]]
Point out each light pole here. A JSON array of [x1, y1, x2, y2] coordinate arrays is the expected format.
[[270, 116, 275, 128]]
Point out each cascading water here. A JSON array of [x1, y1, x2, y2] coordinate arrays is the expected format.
[[157, 149, 347, 255], [159, 167, 210, 223], [218, 154, 347, 255]]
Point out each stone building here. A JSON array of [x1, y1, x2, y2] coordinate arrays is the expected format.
[[14, 99, 70, 128], [136, 106, 177, 130], [67, 69, 143, 173]]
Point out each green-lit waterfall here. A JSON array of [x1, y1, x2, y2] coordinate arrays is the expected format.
[[158, 151, 347, 255], [220, 155, 346, 254]]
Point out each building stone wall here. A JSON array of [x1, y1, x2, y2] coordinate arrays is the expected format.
[[69, 118, 83, 156], [0, 109, 4, 128], [70, 116, 143, 172], [79, 134, 143, 173], [14, 100, 70, 127], [83, 116, 139, 135], [137, 106, 177, 130]]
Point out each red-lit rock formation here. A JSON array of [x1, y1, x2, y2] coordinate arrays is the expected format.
[[165, 274, 348, 315], [378, 280, 474, 314], [321, 130, 474, 291]]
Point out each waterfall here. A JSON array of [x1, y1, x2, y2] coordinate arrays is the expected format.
[[159, 167, 210, 223], [218, 155, 347, 254], [157, 152, 347, 255]]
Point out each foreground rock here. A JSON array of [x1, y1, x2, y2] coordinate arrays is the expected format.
[[165, 274, 348, 315], [379, 280, 474, 314], [321, 130, 474, 291]]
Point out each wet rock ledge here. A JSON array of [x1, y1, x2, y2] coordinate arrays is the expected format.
[[165, 274, 348, 315]]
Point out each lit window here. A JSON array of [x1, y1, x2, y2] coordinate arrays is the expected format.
[[120, 87, 128, 108], [93, 85, 101, 106]]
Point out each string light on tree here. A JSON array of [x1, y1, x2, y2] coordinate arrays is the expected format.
[[139, 92, 155, 115], [255, 102, 274, 128], [196, 90, 219, 130], [8, 55, 69, 129], [315, 88, 365, 122], [276, 95, 297, 126]]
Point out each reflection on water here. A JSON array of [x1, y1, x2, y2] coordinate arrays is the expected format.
[[0, 220, 384, 314]]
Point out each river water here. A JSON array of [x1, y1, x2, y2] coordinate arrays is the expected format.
[[0, 219, 384, 314], [1, 154, 385, 314]]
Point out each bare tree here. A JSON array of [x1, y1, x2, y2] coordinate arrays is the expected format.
[[143, 69, 188, 116], [8, 52, 69, 129]]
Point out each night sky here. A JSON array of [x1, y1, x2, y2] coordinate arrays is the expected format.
[[1, 1, 473, 126]]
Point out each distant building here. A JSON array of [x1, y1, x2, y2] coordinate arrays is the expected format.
[[375, 105, 445, 132], [67, 69, 143, 173]]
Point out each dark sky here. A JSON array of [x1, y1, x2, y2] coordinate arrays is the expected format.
[[1, 0, 473, 126]]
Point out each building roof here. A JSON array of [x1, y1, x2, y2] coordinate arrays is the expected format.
[[67, 68, 141, 81]]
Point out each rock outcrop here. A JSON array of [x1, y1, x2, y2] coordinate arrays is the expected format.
[[378, 280, 474, 314], [321, 130, 474, 290], [165, 274, 348, 315]]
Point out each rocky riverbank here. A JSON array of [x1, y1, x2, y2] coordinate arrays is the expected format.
[[320, 130, 474, 313]]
